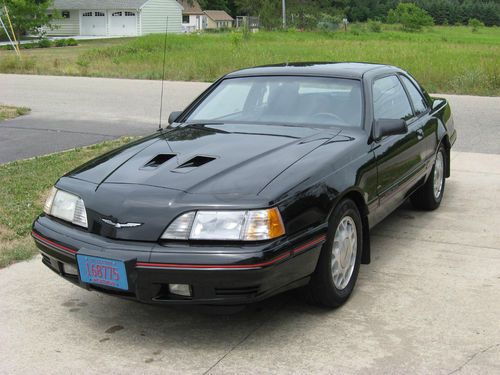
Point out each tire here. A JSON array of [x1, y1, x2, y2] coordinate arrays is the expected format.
[[411, 145, 447, 211], [306, 199, 363, 308]]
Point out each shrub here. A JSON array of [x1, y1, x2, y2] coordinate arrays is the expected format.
[[37, 38, 52, 48], [54, 39, 68, 47], [23, 42, 35, 49], [367, 19, 382, 33], [317, 13, 342, 32], [67, 38, 78, 46], [387, 3, 434, 32], [468, 18, 484, 32]]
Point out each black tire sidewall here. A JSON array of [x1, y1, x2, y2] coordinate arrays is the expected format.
[[433, 146, 446, 204], [312, 199, 363, 305]]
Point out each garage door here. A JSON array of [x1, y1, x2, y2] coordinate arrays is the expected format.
[[109, 11, 137, 36], [81, 11, 107, 36]]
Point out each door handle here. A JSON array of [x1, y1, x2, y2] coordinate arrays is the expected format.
[[416, 129, 424, 140]]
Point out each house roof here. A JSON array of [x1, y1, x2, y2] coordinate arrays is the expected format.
[[204, 10, 234, 21], [51, 0, 149, 10], [177, 0, 203, 15]]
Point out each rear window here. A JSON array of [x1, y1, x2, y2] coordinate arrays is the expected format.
[[186, 76, 363, 128]]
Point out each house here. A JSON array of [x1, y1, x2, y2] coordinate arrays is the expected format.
[[178, 0, 205, 33], [204, 10, 234, 29], [46, 0, 183, 37]]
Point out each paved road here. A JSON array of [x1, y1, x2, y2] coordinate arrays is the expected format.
[[1, 74, 499, 164], [0, 74, 209, 163], [1, 151, 499, 374]]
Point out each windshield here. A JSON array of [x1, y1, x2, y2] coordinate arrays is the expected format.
[[186, 76, 363, 128]]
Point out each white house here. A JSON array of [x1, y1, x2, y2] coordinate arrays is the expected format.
[[178, 0, 205, 33], [47, 0, 183, 37]]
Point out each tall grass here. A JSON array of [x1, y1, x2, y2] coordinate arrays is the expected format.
[[76, 27, 500, 95], [1, 26, 499, 95]]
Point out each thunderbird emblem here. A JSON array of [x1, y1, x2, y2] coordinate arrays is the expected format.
[[102, 218, 143, 229]]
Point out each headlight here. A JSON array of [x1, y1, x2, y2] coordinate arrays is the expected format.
[[161, 208, 285, 241], [43, 187, 88, 228]]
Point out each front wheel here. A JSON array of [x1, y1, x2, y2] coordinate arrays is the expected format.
[[306, 199, 362, 308], [411, 145, 447, 211]]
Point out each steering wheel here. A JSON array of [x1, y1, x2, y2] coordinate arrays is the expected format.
[[312, 112, 346, 124]]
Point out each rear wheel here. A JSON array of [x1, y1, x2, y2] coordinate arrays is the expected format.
[[307, 199, 362, 308], [411, 145, 447, 211]]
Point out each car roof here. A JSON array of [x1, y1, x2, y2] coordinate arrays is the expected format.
[[226, 62, 399, 80]]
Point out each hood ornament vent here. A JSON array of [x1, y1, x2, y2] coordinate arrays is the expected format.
[[177, 155, 216, 168], [143, 154, 176, 168]]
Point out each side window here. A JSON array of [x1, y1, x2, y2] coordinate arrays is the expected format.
[[400, 76, 428, 116], [373, 76, 413, 121]]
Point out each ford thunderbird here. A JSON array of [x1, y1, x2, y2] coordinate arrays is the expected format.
[[32, 63, 456, 307]]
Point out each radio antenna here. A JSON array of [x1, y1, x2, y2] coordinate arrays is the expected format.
[[158, 16, 169, 131]]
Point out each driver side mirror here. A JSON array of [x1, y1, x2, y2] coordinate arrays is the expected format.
[[373, 119, 408, 141], [168, 111, 183, 125]]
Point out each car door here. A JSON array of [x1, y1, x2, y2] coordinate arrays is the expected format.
[[399, 74, 437, 171], [371, 75, 426, 224]]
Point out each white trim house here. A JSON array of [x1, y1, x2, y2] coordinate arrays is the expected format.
[[178, 0, 205, 33], [47, 0, 183, 37]]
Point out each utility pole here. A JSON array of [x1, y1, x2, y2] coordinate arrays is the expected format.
[[282, 0, 286, 28]]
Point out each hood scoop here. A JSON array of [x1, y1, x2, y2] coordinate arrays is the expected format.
[[173, 155, 216, 173], [143, 154, 176, 169]]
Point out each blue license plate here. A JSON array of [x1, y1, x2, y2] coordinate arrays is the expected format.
[[77, 255, 128, 291]]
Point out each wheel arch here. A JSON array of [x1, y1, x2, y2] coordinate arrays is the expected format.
[[439, 134, 451, 178]]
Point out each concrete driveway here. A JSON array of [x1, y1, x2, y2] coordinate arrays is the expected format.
[[0, 74, 499, 374], [0, 151, 499, 374], [1, 74, 499, 163]]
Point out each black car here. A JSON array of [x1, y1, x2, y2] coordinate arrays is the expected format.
[[32, 62, 456, 307]]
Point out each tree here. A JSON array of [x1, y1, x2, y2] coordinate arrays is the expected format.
[[387, 2, 434, 31], [2, 0, 54, 39]]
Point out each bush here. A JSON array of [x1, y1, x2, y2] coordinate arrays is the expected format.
[[66, 38, 78, 46], [54, 39, 68, 47], [387, 3, 434, 32], [37, 38, 52, 48], [468, 18, 484, 32], [317, 13, 342, 32], [367, 19, 382, 33]]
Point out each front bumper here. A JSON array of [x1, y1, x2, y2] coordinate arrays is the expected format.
[[32, 215, 326, 305]]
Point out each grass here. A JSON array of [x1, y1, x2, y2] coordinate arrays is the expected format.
[[0, 136, 137, 268], [0, 105, 30, 121], [0, 25, 499, 95]]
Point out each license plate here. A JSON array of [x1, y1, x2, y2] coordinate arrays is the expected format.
[[77, 255, 128, 291]]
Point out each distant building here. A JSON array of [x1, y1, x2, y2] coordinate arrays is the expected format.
[[178, 0, 205, 33], [204, 10, 234, 29], [46, 0, 183, 37]]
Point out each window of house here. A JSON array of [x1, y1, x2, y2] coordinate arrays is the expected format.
[[62, 11, 70, 19], [182, 15, 189, 23], [400, 75, 428, 116], [373, 75, 413, 121], [82, 11, 92, 17], [95, 12, 105, 17], [112, 12, 122, 16], [125, 11, 135, 16]]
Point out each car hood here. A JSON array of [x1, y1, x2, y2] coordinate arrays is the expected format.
[[67, 123, 341, 196]]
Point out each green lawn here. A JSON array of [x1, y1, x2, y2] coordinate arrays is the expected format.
[[0, 105, 30, 121], [0, 26, 499, 95], [0, 137, 136, 268]]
